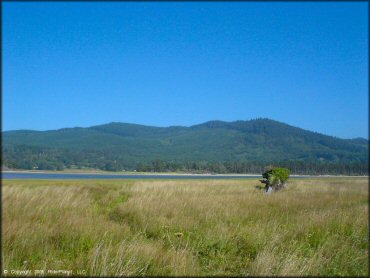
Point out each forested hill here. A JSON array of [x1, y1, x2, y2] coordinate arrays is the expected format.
[[2, 118, 368, 174]]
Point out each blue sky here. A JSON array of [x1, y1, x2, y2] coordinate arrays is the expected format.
[[3, 2, 368, 139]]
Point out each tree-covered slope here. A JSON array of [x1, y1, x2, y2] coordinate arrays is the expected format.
[[2, 118, 368, 172]]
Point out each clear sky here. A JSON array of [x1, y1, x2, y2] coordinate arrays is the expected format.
[[3, 1, 368, 139]]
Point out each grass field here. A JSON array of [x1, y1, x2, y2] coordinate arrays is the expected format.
[[2, 178, 368, 276]]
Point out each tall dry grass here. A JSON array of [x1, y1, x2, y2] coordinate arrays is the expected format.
[[2, 178, 368, 276]]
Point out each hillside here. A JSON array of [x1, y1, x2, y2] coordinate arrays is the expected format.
[[2, 118, 368, 173]]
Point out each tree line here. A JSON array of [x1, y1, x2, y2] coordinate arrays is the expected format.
[[3, 144, 368, 175], [135, 159, 368, 175]]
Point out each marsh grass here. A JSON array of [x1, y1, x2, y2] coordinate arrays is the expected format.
[[2, 178, 368, 276]]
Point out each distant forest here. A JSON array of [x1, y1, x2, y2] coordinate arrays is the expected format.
[[3, 144, 368, 175], [3, 119, 368, 175]]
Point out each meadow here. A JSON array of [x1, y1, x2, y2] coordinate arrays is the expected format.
[[2, 178, 368, 276]]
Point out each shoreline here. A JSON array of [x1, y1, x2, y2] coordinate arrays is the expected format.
[[2, 169, 259, 176], [1, 170, 368, 178]]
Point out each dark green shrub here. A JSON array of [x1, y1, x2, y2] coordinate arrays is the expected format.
[[262, 167, 290, 184]]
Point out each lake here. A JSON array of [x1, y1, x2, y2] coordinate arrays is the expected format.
[[1, 172, 343, 180], [2, 172, 261, 180]]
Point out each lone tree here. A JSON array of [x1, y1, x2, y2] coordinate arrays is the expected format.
[[260, 167, 290, 193]]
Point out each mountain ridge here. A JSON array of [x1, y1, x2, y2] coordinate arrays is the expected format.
[[3, 118, 368, 173], [3, 118, 369, 143], [5, 118, 367, 141]]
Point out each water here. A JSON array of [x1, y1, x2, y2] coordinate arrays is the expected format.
[[2, 172, 261, 180]]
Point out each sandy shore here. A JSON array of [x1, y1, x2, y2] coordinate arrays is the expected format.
[[2, 169, 260, 176], [1, 169, 367, 178]]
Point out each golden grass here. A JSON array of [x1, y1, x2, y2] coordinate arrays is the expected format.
[[2, 178, 368, 276]]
